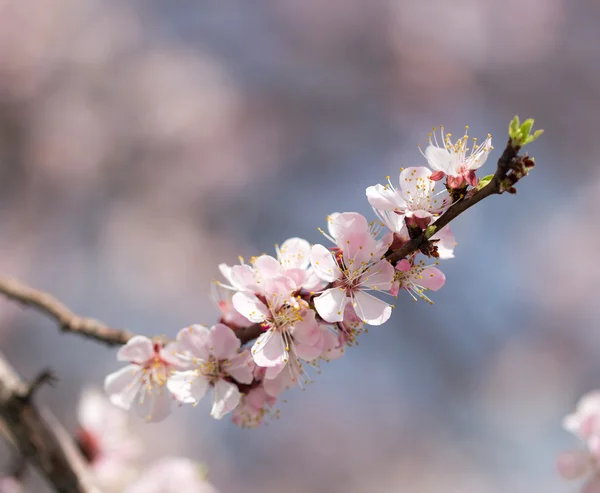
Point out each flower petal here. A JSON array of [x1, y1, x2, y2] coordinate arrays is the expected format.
[[310, 244, 341, 283], [104, 365, 143, 410], [352, 291, 392, 326], [211, 380, 241, 419], [232, 292, 268, 323], [278, 237, 311, 269], [556, 450, 593, 480], [425, 145, 454, 174], [359, 259, 395, 291], [313, 287, 348, 323], [227, 350, 255, 384], [208, 323, 241, 360], [366, 184, 403, 211], [419, 266, 446, 291], [166, 370, 198, 404], [251, 330, 287, 368], [117, 336, 154, 364], [230, 264, 259, 291], [253, 255, 282, 280], [176, 324, 211, 361], [432, 225, 456, 259], [132, 388, 172, 422]]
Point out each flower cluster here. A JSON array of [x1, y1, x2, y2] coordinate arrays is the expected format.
[[103, 126, 495, 426], [558, 391, 600, 492]]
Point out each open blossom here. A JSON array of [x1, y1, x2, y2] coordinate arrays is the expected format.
[[167, 324, 254, 419], [104, 336, 184, 422], [366, 167, 450, 229], [124, 458, 218, 493], [423, 126, 492, 188], [76, 387, 141, 492], [558, 391, 600, 491], [311, 212, 395, 326], [233, 275, 323, 363], [392, 258, 446, 303]]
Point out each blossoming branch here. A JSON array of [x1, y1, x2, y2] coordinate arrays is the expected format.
[[0, 116, 544, 434]]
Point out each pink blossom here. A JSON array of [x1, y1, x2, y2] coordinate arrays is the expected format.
[[392, 258, 446, 303], [232, 276, 324, 380], [310, 212, 395, 326], [423, 126, 492, 188], [366, 166, 450, 229], [232, 385, 277, 429], [76, 387, 141, 491], [166, 324, 254, 419], [104, 336, 184, 422], [124, 458, 218, 493]]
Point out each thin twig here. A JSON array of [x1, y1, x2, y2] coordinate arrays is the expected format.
[[0, 278, 133, 346], [0, 354, 102, 493]]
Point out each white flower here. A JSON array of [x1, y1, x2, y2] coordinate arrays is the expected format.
[[311, 212, 395, 326], [423, 126, 492, 188], [366, 166, 450, 229], [104, 336, 184, 422], [166, 324, 254, 419]]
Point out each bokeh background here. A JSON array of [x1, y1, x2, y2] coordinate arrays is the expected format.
[[0, 0, 597, 492]]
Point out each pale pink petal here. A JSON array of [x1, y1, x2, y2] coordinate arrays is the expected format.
[[132, 387, 171, 422], [366, 184, 403, 211], [230, 264, 259, 291], [117, 336, 154, 364], [263, 365, 297, 396], [339, 229, 378, 267], [468, 136, 492, 171], [227, 350, 255, 384], [295, 340, 323, 361], [425, 145, 454, 174], [432, 225, 456, 259], [211, 379, 241, 419], [310, 244, 341, 283], [399, 166, 433, 200], [396, 259, 411, 272], [104, 365, 143, 410], [262, 275, 297, 305], [208, 323, 241, 360], [160, 342, 187, 369], [284, 268, 308, 288], [319, 327, 345, 361], [303, 267, 330, 292], [352, 291, 392, 325], [166, 371, 199, 404], [290, 309, 320, 346], [176, 325, 211, 361], [278, 237, 311, 269], [359, 259, 395, 291], [232, 292, 268, 323], [418, 266, 446, 291], [313, 287, 348, 323], [328, 212, 369, 242], [251, 330, 287, 367], [253, 255, 282, 280], [557, 450, 592, 480]]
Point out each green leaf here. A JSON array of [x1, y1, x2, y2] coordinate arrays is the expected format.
[[477, 174, 494, 189], [425, 225, 437, 237], [519, 118, 534, 137], [508, 115, 520, 138]]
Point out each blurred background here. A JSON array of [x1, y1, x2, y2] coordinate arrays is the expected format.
[[0, 0, 597, 491]]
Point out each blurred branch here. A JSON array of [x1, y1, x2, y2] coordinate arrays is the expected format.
[[0, 354, 102, 493], [0, 278, 133, 346], [387, 139, 531, 264]]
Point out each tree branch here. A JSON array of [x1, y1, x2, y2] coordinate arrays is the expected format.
[[0, 354, 102, 493], [0, 278, 133, 346], [386, 139, 523, 264]]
